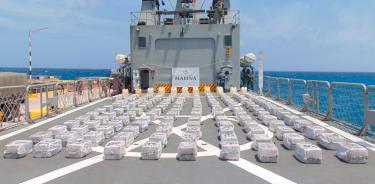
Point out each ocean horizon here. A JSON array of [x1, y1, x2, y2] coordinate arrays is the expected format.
[[1, 67, 375, 85]]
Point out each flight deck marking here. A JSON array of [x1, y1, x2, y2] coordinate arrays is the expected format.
[[20, 96, 296, 184], [259, 95, 375, 151], [0, 98, 110, 142], [20, 136, 149, 184]]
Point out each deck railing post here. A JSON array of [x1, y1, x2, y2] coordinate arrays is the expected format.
[[276, 78, 280, 100], [360, 87, 370, 136], [267, 77, 271, 97], [287, 79, 292, 105], [301, 80, 308, 112], [325, 84, 333, 121], [25, 86, 31, 123]]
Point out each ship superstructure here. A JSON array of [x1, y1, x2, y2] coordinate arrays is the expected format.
[[130, 0, 240, 91]]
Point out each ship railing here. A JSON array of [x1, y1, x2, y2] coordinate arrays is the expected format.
[[0, 78, 113, 128], [0, 85, 27, 129], [261, 76, 375, 136], [130, 10, 240, 26]]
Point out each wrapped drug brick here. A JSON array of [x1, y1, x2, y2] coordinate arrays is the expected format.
[[104, 141, 126, 160], [181, 133, 198, 143], [186, 126, 202, 139], [275, 126, 295, 140], [114, 116, 130, 126], [305, 125, 326, 140], [86, 111, 99, 119], [318, 133, 346, 150], [71, 125, 89, 137], [283, 114, 301, 126], [149, 132, 168, 147], [252, 134, 273, 150], [141, 141, 162, 160], [84, 131, 105, 146], [108, 120, 124, 132], [246, 126, 265, 141], [55, 131, 80, 147], [29, 131, 53, 144], [177, 142, 197, 161], [219, 143, 240, 161], [75, 115, 91, 124], [336, 143, 368, 164], [257, 143, 279, 163], [97, 125, 115, 139], [84, 120, 101, 131], [293, 119, 312, 132], [283, 133, 305, 150], [131, 119, 148, 133], [261, 115, 278, 126], [48, 125, 68, 138], [65, 140, 92, 159], [123, 126, 140, 138], [113, 132, 134, 147], [295, 143, 322, 164], [3, 140, 33, 159], [269, 120, 285, 132], [103, 105, 114, 112], [33, 139, 62, 158], [64, 120, 80, 131]]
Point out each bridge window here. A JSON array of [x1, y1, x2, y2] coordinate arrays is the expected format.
[[224, 35, 232, 47], [138, 37, 146, 48]]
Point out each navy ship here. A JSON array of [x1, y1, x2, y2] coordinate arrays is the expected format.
[[1, 1, 374, 184]]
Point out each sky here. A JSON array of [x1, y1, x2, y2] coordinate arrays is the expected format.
[[0, 0, 374, 72]]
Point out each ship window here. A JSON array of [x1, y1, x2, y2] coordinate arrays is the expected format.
[[138, 37, 146, 48], [224, 35, 232, 47]]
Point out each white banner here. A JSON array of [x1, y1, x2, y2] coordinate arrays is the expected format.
[[172, 67, 200, 87]]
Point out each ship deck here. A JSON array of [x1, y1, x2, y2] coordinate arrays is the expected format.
[[0, 94, 374, 184]]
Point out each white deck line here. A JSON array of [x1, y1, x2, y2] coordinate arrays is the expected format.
[[20, 136, 150, 184], [259, 96, 375, 151], [20, 154, 105, 184], [0, 98, 110, 142], [173, 122, 295, 184]]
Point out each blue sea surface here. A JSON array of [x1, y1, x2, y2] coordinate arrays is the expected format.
[[1, 68, 375, 85], [264, 71, 375, 86], [0, 67, 111, 80]]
